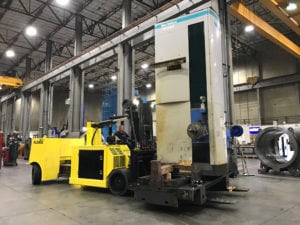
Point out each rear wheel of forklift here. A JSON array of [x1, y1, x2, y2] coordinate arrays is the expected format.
[[108, 169, 129, 195], [32, 164, 42, 185]]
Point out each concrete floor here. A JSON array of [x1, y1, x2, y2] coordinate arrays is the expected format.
[[0, 159, 300, 225]]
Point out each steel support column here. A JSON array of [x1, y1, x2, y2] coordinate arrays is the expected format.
[[0, 102, 2, 130], [39, 39, 53, 137], [20, 57, 32, 138], [74, 14, 83, 56], [68, 13, 84, 132], [20, 92, 31, 140], [123, 41, 134, 103], [0, 102, 6, 132], [256, 88, 262, 125], [20, 93, 25, 136], [68, 67, 84, 132], [25, 57, 31, 78], [39, 82, 50, 137], [122, 0, 131, 29], [45, 40, 53, 73], [256, 63, 263, 125], [117, 45, 124, 115], [294, 81, 300, 110], [118, 0, 133, 114], [27, 95, 32, 135], [6, 98, 15, 135], [48, 84, 54, 128]]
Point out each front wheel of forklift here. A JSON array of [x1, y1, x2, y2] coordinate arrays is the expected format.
[[108, 169, 129, 196], [32, 164, 42, 185]]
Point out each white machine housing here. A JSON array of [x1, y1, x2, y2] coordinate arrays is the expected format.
[[155, 8, 227, 166]]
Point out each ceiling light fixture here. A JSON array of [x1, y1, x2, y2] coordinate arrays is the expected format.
[[245, 25, 254, 32], [55, 0, 70, 6], [286, 2, 297, 11], [146, 83, 152, 88], [25, 26, 37, 36], [141, 63, 149, 69], [88, 84, 94, 89], [5, 49, 15, 58], [111, 75, 117, 81]]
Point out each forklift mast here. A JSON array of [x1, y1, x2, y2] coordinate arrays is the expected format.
[[123, 99, 154, 151]]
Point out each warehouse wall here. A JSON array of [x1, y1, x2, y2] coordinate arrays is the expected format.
[[258, 43, 298, 79], [261, 83, 300, 124], [84, 89, 102, 124], [0, 101, 7, 132], [233, 57, 259, 85], [234, 90, 259, 125], [1, 86, 153, 136], [233, 41, 300, 125], [233, 42, 298, 84], [42, 87, 102, 131], [51, 88, 69, 130]]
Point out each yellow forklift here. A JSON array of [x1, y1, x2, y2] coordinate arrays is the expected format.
[[29, 100, 155, 195]]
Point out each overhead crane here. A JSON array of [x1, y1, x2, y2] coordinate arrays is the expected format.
[[0, 75, 23, 89]]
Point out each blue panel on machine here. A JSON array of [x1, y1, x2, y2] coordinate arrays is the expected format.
[[102, 89, 117, 141], [191, 108, 204, 122]]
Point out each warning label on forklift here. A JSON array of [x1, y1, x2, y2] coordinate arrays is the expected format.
[[33, 139, 44, 144]]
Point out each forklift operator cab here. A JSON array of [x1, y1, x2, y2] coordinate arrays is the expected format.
[[69, 122, 131, 195], [114, 125, 129, 144]]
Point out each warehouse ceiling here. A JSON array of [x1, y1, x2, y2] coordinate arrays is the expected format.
[[0, 0, 164, 92], [0, 0, 299, 94]]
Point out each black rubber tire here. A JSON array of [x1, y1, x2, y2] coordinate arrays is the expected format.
[[32, 164, 42, 185], [108, 169, 129, 196]]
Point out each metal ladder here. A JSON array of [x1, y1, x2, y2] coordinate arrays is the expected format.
[[237, 148, 249, 175]]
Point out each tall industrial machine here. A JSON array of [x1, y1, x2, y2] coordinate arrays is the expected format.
[[134, 7, 228, 207]]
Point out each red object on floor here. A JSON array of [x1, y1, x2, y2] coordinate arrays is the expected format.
[[2, 147, 10, 166]]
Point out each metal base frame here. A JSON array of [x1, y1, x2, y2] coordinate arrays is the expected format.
[[134, 173, 228, 208]]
